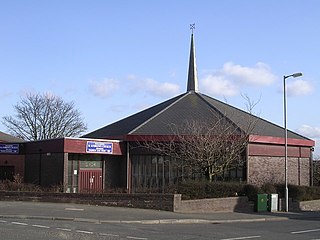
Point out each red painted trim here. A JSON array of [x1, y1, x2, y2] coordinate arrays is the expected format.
[[64, 138, 125, 155], [248, 143, 311, 157], [125, 135, 179, 141], [125, 134, 244, 142], [127, 134, 315, 148], [249, 135, 315, 147]]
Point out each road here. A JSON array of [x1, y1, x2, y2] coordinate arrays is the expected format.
[[0, 201, 320, 239], [1, 217, 320, 239]]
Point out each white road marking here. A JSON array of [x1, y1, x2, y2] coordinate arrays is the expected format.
[[32, 224, 50, 229], [11, 222, 28, 226], [221, 236, 261, 240], [0, 220, 7, 223], [56, 227, 72, 231], [100, 233, 120, 237], [291, 228, 320, 234], [126, 236, 148, 240], [65, 208, 84, 211], [76, 230, 94, 234]]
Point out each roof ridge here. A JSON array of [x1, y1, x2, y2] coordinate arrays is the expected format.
[[196, 93, 243, 133], [128, 92, 191, 135], [198, 93, 311, 140]]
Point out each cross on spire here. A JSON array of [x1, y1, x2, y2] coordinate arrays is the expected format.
[[190, 23, 195, 34]]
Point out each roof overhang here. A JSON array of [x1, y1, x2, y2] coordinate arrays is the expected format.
[[249, 134, 315, 147]]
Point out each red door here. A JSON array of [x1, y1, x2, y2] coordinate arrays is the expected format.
[[79, 169, 103, 192]]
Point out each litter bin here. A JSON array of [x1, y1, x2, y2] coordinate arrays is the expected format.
[[255, 194, 268, 212], [268, 194, 278, 212]]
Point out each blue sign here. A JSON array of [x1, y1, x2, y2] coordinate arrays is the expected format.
[[86, 141, 113, 154], [0, 144, 19, 154]]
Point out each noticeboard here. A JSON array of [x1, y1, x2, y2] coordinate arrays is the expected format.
[[0, 144, 19, 154], [86, 141, 113, 154]]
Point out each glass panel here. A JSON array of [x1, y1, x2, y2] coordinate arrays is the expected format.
[[80, 160, 102, 168], [67, 160, 73, 188], [237, 167, 243, 178], [230, 169, 236, 178]]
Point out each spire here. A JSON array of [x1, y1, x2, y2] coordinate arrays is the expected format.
[[187, 24, 199, 92]]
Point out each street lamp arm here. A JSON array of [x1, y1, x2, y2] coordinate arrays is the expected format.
[[284, 72, 303, 80]]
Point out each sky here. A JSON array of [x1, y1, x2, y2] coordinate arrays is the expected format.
[[0, 1, 319, 156]]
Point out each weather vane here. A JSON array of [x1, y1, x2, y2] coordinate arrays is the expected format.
[[190, 23, 195, 33]]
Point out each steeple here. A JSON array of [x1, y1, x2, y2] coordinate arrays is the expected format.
[[187, 25, 199, 92]]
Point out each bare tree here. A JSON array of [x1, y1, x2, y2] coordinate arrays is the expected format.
[[2, 93, 87, 140], [138, 99, 258, 182]]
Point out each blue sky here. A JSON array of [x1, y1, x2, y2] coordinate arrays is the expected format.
[[0, 1, 319, 156]]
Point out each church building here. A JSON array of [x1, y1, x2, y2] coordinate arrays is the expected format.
[[0, 32, 315, 193]]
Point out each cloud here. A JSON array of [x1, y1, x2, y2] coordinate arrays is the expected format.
[[126, 74, 137, 80], [125, 75, 180, 98], [201, 62, 277, 96], [222, 62, 277, 86], [89, 78, 119, 98], [0, 91, 13, 100], [287, 80, 314, 97], [142, 78, 180, 98], [296, 125, 320, 139], [110, 105, 126, 113], [296, 124, 320, 157], [202, 75, 239, 96]]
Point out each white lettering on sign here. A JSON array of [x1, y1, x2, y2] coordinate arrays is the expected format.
[[86, 141, 113, 154]]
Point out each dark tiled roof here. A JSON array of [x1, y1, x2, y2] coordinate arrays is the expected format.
[[83, 92, 309, 141], [0, 131, 24, 143], [199, 94, 307, 140], [83, 94, 185, 138]]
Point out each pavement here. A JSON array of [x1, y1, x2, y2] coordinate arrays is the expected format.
[[0, 201, 319, 224]]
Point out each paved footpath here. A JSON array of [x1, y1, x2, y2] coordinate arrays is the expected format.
[[0, 201, 319, 224]]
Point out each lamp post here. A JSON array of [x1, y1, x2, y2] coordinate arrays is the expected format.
[[283, 72, 302, 212]]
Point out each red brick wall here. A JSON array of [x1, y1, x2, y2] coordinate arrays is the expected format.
[[247, 142, 312, 186], [248, 156, 310, 186]]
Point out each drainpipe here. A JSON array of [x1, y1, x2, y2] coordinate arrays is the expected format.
[[39, 148, 42, 186], [126, 142, 130, 193], [310, 147, 314, 186], [246, 144, 249, 184]]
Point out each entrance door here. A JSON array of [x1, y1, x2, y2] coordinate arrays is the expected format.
[[79, 169, 103, 192], [0, 166, 15, 181]]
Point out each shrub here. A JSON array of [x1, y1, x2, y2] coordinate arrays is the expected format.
[[177, 180, 207, 200], [271, 184, 320, 201], [261, 183, 277, 194], [242, 184, 260, 201], [171, 180, 245, 200], [205, 182, 243, 198], [288, 185, 308, 201]]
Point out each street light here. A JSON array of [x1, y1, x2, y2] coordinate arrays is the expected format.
[[283, 72, 302, 212]]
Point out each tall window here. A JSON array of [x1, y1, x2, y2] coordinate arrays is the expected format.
[[131, 154, 245, 193]]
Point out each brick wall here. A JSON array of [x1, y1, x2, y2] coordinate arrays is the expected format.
[[173, 195, 253, 213], [248, 156, 310, 186], [0, 191, 176, 211]]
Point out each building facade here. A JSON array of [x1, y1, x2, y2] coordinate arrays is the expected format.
[[0, 33, 315, 193]]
